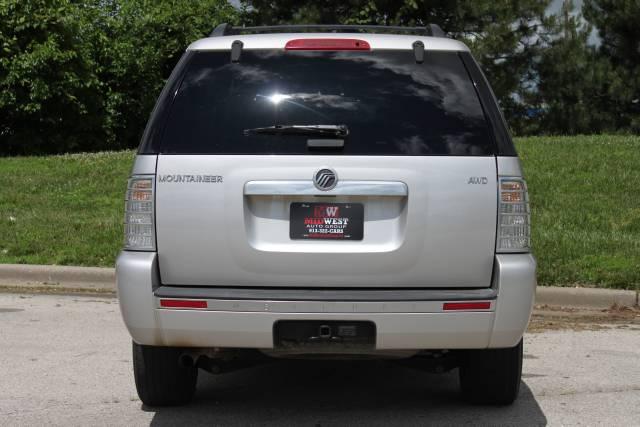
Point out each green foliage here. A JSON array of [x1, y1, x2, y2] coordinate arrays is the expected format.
[[0, 0, 237, 155], [520, 1, 611, 134], [584, 0, 640, 132], [80, 0, 238, 150], [0, 0, 102, 154], [512, 0, 639, 135]]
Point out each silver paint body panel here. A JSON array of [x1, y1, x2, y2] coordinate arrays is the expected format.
[[154, 155, 498, 288], [131, 155, 157, 175], [496, 156, 524, 177]]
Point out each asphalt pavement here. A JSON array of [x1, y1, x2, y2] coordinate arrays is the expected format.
[[0, 293, 638, 426]]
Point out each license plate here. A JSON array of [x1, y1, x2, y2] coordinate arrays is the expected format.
[[290, 202, 364, 240]]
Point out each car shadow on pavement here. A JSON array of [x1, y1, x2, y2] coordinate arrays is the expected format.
[[145, 359, 547, 426]]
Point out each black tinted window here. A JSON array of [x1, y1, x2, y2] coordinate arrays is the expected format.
[[161, 50, 493, 155]]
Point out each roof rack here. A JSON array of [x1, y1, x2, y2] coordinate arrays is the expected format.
[[209, 23, 446, 38]]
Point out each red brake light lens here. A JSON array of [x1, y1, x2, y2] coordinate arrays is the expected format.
[[285, 38, 371, 51]]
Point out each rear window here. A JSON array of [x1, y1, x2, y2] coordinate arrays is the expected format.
[[160, 50, 494, 155]]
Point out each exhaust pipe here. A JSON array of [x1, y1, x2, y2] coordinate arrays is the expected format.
[[179, 353, 221, 373], [178, 349, 271, 373], [195, 356, 221, 374]]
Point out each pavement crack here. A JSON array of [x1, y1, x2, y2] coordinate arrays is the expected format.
[[538, 386, 640, 398]]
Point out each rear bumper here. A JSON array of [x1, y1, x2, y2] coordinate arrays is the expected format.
[[116, 252, 536, 350]]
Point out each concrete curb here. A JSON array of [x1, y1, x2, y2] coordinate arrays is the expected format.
[[0, 264, 638, 308], [0, 264, 115, 293], [535, 286, 637, 310]]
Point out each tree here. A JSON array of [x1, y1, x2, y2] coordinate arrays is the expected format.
[[80, 0, 238, 150], [522, 0, 616, 134], [584, 0, 640, 132], [0, 0, 102, 155], [0, 0, 238, 155]]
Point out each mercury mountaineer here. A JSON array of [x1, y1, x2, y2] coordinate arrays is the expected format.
[[117, 23, 536, 407]]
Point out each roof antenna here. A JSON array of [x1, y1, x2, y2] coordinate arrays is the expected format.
[[412, 40, 424, 64], [231, 40, 243, 63]]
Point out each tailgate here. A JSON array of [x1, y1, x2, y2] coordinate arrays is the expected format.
[[155, 155, 497, 288]]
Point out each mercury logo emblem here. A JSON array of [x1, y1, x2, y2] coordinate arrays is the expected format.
[[313, 168, 337, 191]]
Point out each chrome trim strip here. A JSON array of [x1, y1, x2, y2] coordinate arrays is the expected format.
[[244, 180, 408, 196]]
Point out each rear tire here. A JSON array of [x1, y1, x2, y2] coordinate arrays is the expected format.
[[459, 339, 523, 405], [132, 341, 198, 406]]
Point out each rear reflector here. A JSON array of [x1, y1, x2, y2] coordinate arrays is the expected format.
[[160, 299, 208, 309], [285, 38, 371, 51], [443, 302, 491, 311]]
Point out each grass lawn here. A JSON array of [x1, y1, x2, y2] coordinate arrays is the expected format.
[[517, 135, 640, 289], [1, 135, 639, 289], [0, 151, 135, 268]]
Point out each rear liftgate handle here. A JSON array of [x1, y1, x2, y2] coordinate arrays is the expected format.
[[243, 180, 408, 197]]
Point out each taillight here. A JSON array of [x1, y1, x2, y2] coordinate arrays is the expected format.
[[124, 176, 155, 250], [497, 177, 530, 253], [284, 38, 371, 51]]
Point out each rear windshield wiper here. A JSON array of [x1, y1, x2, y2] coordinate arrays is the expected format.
[[243, 124, 349, 137]]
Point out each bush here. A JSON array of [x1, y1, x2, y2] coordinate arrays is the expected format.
[[0, 0, 237, 155], [0, 0, 103, 155]]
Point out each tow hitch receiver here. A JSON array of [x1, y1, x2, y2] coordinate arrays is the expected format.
[[274, 320, 376, 352]]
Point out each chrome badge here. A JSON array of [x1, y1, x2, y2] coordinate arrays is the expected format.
[[313, 168, 337, 191]]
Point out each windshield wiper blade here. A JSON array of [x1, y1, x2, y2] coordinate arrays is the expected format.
[[243, 124, 349, 137]]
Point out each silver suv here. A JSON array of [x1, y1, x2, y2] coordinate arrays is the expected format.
[[117, 24, 536, 407]]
